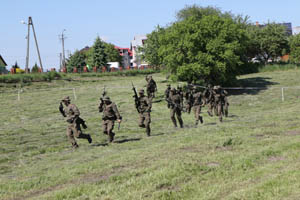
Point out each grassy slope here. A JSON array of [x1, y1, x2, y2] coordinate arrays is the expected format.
[[0, 70, 300, 200]]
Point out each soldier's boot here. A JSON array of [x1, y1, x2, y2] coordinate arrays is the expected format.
[[225, 109, 228, 117], [195, 120, 199, 127], [87, 134, 92, 144], [108, 132, 115, 143], [72, 142, 79, 149], [200, 116, 203, 124], [146, 126, 151, 137], [179, 119, 184, 128], [219, 116, 223, 122], [171, 117, 177, 128], [207, 110, 213, 117]]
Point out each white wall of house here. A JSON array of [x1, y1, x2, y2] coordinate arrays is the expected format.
[[131, 35, 147, 67]]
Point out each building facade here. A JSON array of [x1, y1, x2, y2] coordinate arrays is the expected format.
[[130, 35, 147, 68]]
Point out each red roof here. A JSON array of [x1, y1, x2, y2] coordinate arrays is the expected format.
[[114, 46, 132, 57]]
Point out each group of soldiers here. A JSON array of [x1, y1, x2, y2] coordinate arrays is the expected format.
[[164, 84, 229, 129], [58, 75, 229, 148]]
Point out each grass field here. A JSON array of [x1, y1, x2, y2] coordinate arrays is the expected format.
[[1, 69, 300, 200]]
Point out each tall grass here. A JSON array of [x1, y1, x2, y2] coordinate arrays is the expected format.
[[0, 71, 62, 83], [258, 63, 300, 72]]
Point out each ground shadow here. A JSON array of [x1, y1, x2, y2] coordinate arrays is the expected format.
[[113, 138, 141, 144], [229, 77, 278, 96], [91, 143, 108, 147], [151, 133, 165, 137], [204, 122, 217, 126]]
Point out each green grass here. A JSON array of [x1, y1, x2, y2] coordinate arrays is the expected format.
[[1, 69, 300, 199]]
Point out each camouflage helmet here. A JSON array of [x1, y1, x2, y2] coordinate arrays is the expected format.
[[139, 89, 145, 94], [102, 96, 111, 101], [62, 96, 71, 102], [171, 88, 176, 92]]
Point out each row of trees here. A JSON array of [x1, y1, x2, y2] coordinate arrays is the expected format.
[[141, 5, 299, 85], [66, 36, 122, 72]]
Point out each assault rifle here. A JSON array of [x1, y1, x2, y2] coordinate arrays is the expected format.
[[165, 98, 183, 111], [131, 82, 140, 113], [59, 102, 66, 117]]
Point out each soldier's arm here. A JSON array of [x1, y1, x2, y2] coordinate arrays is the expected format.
[[146, 98, 152, 112], [112, 103, 121, 120], [98, 102, 104, 112]]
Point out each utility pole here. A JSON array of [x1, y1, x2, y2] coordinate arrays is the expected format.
[[59, 53, 62, 70], [59, 29, 66, 71], [23, 16, 44, 73]]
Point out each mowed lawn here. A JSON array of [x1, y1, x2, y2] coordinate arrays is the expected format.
[[1, 70, 300, 200]]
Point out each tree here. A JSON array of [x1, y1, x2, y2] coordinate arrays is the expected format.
[[104, 43, 122, 65], [289, 34, 300, 64], [66, 50, 86, 72], [92, 36, 107, 69], [12, 61, 20, 69], [141, 25, 165, 69], [248, 23, 289, 63], [31, 63, 40, 73]]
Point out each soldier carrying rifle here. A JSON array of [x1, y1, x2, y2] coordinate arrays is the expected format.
[[59, 96, 92, 148], [168, 88, 184, 128], [132, 82, 152, 136]]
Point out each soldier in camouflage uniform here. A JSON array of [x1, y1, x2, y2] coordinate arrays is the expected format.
[[98, 96, 122, 143], [192, 87, 204, 126], [59, 96, 92, 148], [169, 88, 184, 128], [205, 85, 215, 117], [213, 86, 228, 122], [183, 85, 194, 114], [137, 89, 152, 136], [146, 75, 157, 99], [165, 84, 171, 108]]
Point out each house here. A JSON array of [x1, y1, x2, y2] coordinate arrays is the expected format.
[[0, 54, 8, 74], [114, 46, 132, 68], [130, 35, 148, 68]]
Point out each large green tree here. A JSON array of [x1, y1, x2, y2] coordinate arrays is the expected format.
[[248, 23, 289, 63], [92, 36, 107, 69], [289, 34, 300, 64], [66, 50, 86, 72], [104, 43, 122, 64]]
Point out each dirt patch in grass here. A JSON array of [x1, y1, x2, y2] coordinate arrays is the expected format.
[[206, 162, 220, 167], [285, 130, 300, 136], [179, 146, 201, 153]]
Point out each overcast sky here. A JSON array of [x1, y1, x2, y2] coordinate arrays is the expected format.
[[1, 0, 300, 70]]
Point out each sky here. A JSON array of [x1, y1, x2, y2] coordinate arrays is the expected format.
[[1, 0, 300, 70]]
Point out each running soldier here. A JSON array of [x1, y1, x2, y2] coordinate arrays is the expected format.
[[213, 86, 228, 122], [165, 84, 171, 108], [192, 87, 204, 126], [205, 84, 215, 117], [183, 85, 194, 114], [133, 86, 152, 136], [169, 88, 184, 128], [59, 96, 92, 148], [146, 75, 157, 99], [98, 96, 122, 143]]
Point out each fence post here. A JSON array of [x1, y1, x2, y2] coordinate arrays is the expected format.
[[17, 89, 20, 101], [73, 88, 77, 100], [281, 87, 284, 102]]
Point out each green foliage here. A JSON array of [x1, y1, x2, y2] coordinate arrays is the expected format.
[[31, 63, 40, 73], [248, 23, 289, 62], [104, 43, 122, 64], [92, 36, 107, 69], [0, 71, 61, 83], [12, 61, 20, 69], [289, 34, 300, 63], [78, 68, 159, 78], [66, 50, 86, 72]]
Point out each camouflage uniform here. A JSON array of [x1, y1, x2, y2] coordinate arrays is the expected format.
[[60, 96, 92, 148], [165, 84, 171, 108], [213, 86, 228, 122], [221, 89, 229, 117], [146, 75, 157, 99], [193, 90, 204, 126], [205, 86, 215, 117], [183, 86, 193, 114], [98, 96, 122, 143], [169, 88, 183, 128], [137, 89, 152, 136]]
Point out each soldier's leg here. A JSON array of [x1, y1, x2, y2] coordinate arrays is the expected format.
[[207, 103, 213, 116], [144, 112, 151, 136], [77, 117, 87, 129], [74, 123, 92, 143], [176, 109, 183, 128], [224, 102, 229, 117], [107, 120, 115, 142], [139, 113, 145, 128], [217, 104, 223, 122], [102, 120, 108, 135], [67, 124, 78, 148], [193, 106, 199, 126], [214, 103, 218, 116], [170, 109, 177, 127]]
